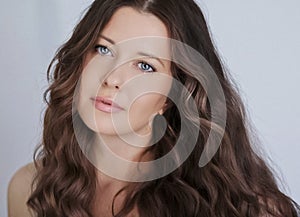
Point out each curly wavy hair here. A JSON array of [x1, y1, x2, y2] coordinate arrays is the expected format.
[[27, 0, 300, 216]]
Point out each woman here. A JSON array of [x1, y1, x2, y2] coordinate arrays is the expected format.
[[8, 0, 300, 216]]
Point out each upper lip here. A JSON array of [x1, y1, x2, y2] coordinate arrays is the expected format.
[[91, 96, 124, 110]]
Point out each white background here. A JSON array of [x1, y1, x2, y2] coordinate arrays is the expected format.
[[0, 1, 299, 216]]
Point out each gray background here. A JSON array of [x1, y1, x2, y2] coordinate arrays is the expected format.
[[1, 0, 299, 216]]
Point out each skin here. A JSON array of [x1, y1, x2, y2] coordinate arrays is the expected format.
[[7, 162, 36, 217], [8, 6, 172, 217]]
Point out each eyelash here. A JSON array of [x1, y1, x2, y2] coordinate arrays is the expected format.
[[134, 61, 156, 73], [94, 44, 114, 56], [94, 44, 157, 73]]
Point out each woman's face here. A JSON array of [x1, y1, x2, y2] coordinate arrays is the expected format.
[[77, 6, 172, 137]]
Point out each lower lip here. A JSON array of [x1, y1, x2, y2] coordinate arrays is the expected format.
[[92, 100, 124, 113]]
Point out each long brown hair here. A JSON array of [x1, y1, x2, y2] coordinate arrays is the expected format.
[[27, 0, 300, 216]]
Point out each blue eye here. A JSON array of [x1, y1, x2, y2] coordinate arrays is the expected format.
[[137, 61, 156, 73], [95, 45, 113, 56]]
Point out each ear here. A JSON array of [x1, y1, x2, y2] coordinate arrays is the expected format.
[[158, 102, 167, 115], [159, 99, 169, 115], [158, 108, 164, 115]]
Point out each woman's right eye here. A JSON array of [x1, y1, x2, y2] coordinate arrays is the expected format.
[[94, 45, 113, 56]]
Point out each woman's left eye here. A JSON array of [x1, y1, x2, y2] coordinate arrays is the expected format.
[[95, 45, 113, 56], [137, 62, 156, 73]]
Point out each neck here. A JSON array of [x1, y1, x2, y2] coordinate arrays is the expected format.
[[89, 130, 154, 187]]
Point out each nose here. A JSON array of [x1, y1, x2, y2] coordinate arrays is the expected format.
[[101, 66, 125, 90]]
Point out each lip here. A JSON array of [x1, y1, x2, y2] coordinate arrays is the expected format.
[[91, 96, 124, 113]]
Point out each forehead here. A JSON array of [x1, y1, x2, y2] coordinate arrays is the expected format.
[[98, 6, 171, 66], [100, 6, 169, 42]]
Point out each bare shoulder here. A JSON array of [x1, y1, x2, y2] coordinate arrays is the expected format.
[[7, 162, 37, 217]]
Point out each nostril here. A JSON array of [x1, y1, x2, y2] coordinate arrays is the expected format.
[[101, 80, 120, 89]]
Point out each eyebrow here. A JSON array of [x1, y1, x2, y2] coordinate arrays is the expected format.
[[98, 35, 165, 67], [137, 52, 165, 67], [99, 34, 115, 44]]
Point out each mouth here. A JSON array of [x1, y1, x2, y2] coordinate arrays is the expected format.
[[91, 96, 124, 113]]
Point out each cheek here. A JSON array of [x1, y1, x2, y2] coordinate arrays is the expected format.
[[128, 94, 166, 122], [80, 55, 108, 99], [83, 52, 95, 68]]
